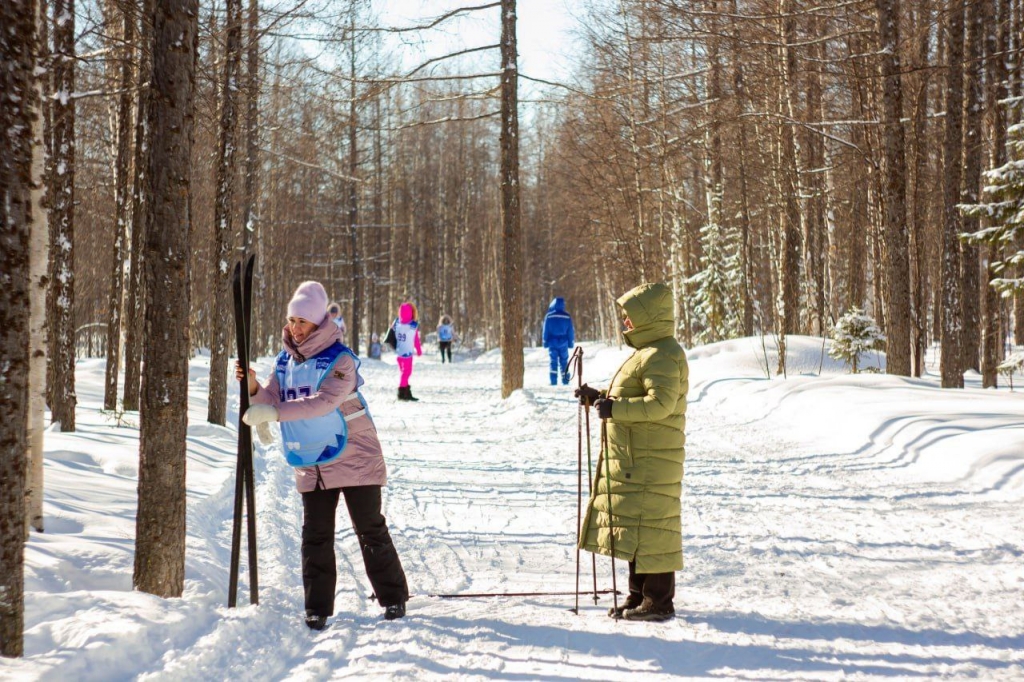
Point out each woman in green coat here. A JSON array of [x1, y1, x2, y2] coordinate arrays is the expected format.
[[575, 282, 688, 622]]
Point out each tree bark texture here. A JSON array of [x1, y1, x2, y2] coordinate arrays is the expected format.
[[133, 0, 197, 598], [27, 0, 49, 533], [0, 0, 38, 656], [348, 11, 361, 356], [874, 0, 912, 376], [103, 0, 136, 411], [500, 0, 524, 398], [959, 0, 984, 373], [778, 2, 802, 337], [123, 0, 153, 412], [982, 0, 1010, 387], [49, 0, 76, 430], [940, 0, 966, 388], [207, 0, 242, 426], [240, 0, 259, 255]]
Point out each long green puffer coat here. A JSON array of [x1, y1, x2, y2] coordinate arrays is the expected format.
[[578, 282, 688, 574]]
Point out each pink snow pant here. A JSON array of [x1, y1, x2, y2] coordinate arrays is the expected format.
[[397, 356, 414, 387]]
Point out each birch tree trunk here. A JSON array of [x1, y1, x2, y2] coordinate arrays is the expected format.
[[49, 0, 76, 430], [27, 0, 49, 533], [134, 0, 197, 598], [0, 0, 38, 656], [499, 0, 524, 398], [123, 0, 153, 411]]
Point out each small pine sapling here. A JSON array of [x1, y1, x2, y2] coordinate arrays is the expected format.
[[829, 308, 886, 374], [997, 351, 1024, 391]]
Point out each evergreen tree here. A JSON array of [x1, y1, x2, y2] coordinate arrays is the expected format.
[[961, 113, 1024, 294], [829, 307, 886, 373], [688, 187, 741, 345]]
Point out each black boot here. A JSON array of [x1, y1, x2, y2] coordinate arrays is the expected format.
[[384, 603, 406, 620], [405, 385, 419, 401], [305, 614, 329, 630], [397, 387, 407, 401]]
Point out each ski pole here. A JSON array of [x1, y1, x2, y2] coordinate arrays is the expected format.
[[570, 346, 584, 615]]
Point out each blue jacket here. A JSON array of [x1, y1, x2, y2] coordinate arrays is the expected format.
[[543, 297, 575, 350]]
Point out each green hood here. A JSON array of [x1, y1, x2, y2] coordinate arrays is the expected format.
[[617, 282, 676, 349]]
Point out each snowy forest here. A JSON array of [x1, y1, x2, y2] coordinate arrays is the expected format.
[[2, 0, 1024, 671]]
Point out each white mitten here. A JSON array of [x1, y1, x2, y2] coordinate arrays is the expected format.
[[243, 405, 278, 446], [242, 404, 278, 426]]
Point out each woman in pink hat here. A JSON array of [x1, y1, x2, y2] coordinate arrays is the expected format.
[[236, 280, 408, 629], [388, 301, 422, 401]]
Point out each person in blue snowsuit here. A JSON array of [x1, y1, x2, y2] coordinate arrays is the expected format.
[[542, 297, 575, 386]]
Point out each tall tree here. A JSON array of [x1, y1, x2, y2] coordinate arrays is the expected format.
[[347, 7, 362, 355], [49, 0, 76, 429], [208, 0, 243, 426], [0, 0, 39, 657], [133, 0, 198, 597], [123, 0, 154, 412], [959, 0, 985, 372], [103, 0, 137, 410], [239, 0, 259, 256], [778, 0, 802, 339], [980, 0, 1010, 387], [500, 0, 523, 397], [874, 0, 912, 376], [940, 0, 966, 388], [27, 0, 50, 534]]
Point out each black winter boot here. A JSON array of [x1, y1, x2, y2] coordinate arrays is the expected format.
[[383, 603, 406, 620], [405, 385, 419, 401], [305, 614, 329, 630], [622, 598, 675, 622], [608, 594, 643, 619], [397, 387, 407, 401]]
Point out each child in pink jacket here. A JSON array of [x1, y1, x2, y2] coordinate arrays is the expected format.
[[390, 302, 422, 401], [238, 281, 408, 629]]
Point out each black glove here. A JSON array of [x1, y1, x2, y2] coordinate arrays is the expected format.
[[595, 398, 614, 420], [574, 384, 601, 406]]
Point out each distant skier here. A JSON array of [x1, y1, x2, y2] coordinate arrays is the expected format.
[[390, 302, 423, 401], [542, 297, 575, 385], [237, 281, 409, 629], [327, 301, 346, 337], [368, 332, 382, 360], [437, 314, 457, 363], [575, 282, 687, 622]]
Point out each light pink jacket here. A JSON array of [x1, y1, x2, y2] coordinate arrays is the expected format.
[[251, 317, 387, 492]]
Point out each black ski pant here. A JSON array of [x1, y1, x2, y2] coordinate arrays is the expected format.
[[439, 341, 452, 363], [301, 485, 409, 617], [627, 560, 675, 611]]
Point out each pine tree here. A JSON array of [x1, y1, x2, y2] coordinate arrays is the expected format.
[[829, 308, 886, 374], [961, 113, 1024, 295], [687, 206, 741, 345]]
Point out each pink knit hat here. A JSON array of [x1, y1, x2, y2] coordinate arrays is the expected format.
[[287, 281, 328, 325]]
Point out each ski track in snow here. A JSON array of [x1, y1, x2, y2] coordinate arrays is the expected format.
[[4, 339, 1024, 680]]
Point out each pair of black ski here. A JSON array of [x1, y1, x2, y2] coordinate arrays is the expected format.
[[229, 254, 259, 607]]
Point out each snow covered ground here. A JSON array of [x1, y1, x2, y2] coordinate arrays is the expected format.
[[3, 336, 1024, 680]]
